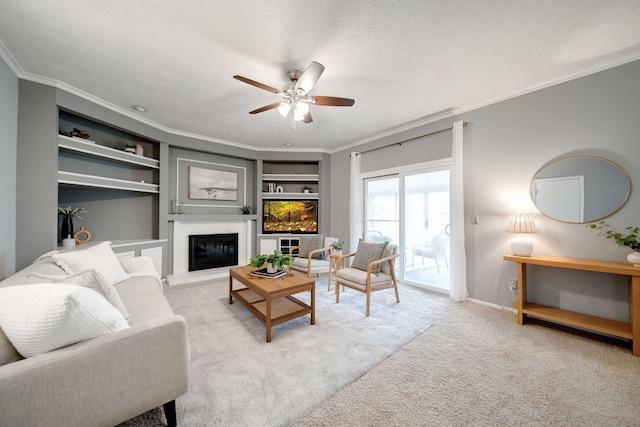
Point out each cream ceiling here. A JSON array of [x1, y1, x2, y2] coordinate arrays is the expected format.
[[1, 0, 639, 151]]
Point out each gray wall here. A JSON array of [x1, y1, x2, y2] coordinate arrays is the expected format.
[[0, 58, 17, 279], [331, 59, 640, 320], [16, 81, 58, 269]]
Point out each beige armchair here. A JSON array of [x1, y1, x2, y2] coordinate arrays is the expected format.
[[335, 243, 400, 317], [289, 236, 338, 279]]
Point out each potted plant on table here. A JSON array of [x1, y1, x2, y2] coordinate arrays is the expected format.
[[589, 221, 640, 266], [249, 250, 294, 273], [331, 240, 345, 256]]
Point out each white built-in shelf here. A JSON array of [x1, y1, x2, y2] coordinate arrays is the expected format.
[[58, 171, 159, 193], [262, 173, 318, 182], [168, 214, 258, 222], [58, 135, 159, 169], [262, 192, 319, 200]]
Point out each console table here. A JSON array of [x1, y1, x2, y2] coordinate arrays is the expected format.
[[503, 254, 640, 357]]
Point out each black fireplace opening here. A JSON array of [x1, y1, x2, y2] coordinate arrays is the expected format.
[[188, 233, 238, 272]]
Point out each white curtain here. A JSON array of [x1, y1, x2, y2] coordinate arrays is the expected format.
[[450, 121, 467, 301], [349, 152, 363, 253]]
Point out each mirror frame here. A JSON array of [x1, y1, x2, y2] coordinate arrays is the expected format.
[[530, 155, 631, 224]]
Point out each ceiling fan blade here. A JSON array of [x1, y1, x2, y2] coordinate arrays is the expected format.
[[295, 61, 325, 94], [249, 102, 280, 114], [233, 75, 279, 94], [303, 112, 313, 123], [312, 96, 355, 107]]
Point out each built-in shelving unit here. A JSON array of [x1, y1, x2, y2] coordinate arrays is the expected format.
[[57, 110, 162, 255], [261, 164, 319, 200], [57, 134, 159, 193], [58, 135, 160, 168]]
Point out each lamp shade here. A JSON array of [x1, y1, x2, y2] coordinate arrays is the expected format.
[[505, 214, 537, 233], [506, 213, 536, 256]]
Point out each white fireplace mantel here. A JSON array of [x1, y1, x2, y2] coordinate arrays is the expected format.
[[167, 219, 252, 285]]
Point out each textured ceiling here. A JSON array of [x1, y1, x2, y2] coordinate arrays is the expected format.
[[1, 0, 639, 151]]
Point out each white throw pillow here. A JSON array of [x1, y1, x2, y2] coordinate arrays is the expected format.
[[27, 270, 130, 320], [52, 241, 131, 287], [0, 283, 129, 358]]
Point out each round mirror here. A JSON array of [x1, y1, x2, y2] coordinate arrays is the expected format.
[[530, 155, 631, 224]]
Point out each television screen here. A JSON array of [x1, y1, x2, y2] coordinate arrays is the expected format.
[[262, 200, 318, 234]]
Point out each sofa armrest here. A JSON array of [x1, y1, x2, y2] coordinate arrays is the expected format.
[[0, 314, 189, 427]]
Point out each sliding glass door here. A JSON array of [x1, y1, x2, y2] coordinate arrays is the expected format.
[[402, 169, 450, 290], [363, 162, 450, 291]]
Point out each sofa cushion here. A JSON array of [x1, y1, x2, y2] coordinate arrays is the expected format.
[[0, 327, 22, 366], [351, 240, 389, 273], [124, 294, 176, 326], [27, 270, 130, 320], [292, 257, 330, 268], [0, 259, 66, 289], [298, 234, 326, 259], [114, 276, 163, 301], [52, 241, 131, 287], [0, 283, 129, 358], [336, 268, 393, 287]]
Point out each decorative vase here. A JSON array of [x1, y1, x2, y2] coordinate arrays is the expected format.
[[333, 249, 342, 256], [627, 251, 640, 267], [60, 217, 73, 244], [266, 263, 277, 274]]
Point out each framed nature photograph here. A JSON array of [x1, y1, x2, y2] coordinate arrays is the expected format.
[[189, 166, 238, 201]]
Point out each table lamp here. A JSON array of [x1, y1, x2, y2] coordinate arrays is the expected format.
[[506, 213, 537, 256]]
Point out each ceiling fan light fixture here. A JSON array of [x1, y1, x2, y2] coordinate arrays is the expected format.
[[277, 101, 292, 118], [293, 101, 310, 122], [295, 101, 309, 115]]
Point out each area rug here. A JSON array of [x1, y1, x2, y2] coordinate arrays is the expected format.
[[121, 277, 430, 426]]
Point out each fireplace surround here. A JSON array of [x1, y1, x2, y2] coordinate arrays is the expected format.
[[169, 220, 252, 285]]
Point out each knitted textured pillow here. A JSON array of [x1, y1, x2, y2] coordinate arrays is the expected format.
[[351, 240, 389, 273], [28, 270, 130, 320], [52, 241, 130, 287], [0, 283, 129, 358], [298, 234, 326, 259]]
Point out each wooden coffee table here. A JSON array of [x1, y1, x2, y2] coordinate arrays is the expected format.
[[229, 266, 315, 342]]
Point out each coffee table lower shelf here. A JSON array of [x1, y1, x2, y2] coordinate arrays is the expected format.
[[232, 287, 312, 328]]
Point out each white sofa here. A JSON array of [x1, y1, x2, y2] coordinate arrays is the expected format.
[[0, 248, 190, 427]]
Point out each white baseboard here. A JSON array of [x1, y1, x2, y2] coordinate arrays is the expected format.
[[466, 297, 516, 313]]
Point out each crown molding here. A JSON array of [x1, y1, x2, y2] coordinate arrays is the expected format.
[[0, 39, 24, 77], [4, 36, 638, 157], [454, 52, 640, 117], [329, 108, 457, 154], [0, 43, 325, 154]]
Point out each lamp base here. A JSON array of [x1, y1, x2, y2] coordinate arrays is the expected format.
[[511, 236, 533, 257]]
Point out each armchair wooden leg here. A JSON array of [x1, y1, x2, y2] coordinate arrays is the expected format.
[[366, 293, 371, 317], [335, 282, 340, 303]]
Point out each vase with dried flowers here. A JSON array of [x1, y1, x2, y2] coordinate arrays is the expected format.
[[58, 206, 87, 244]]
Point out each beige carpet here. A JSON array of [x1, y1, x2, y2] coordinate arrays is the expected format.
[[120, 276, 430, 426], [122, 278, 640, 426]]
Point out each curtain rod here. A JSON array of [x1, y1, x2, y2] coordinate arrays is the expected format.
[[357, 121, 467, 155]]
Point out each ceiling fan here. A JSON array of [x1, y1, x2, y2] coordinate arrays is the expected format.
[[233, 61, 355, 124]]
